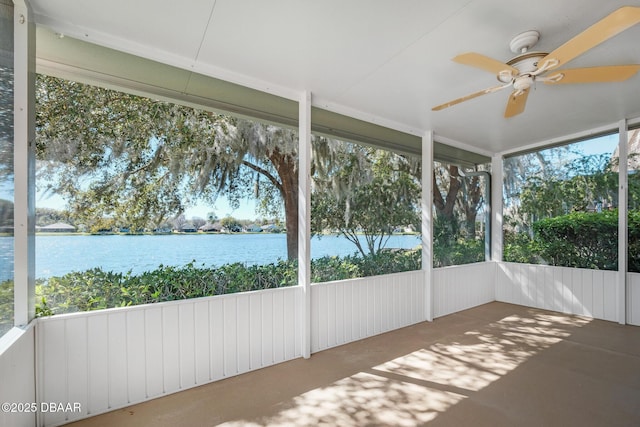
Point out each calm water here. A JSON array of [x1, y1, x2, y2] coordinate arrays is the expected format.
[[0, 233, 421, 280]]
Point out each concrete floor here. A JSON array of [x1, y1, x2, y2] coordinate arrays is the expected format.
[[65, 302, 640, 427]]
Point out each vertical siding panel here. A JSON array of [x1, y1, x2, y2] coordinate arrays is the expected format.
[[162, 305, 180, 393], [335, 284, 345, 345], [223, 297, 238, 375], [552, 267, 563, 312], [236, 295, 251, 373], [371, 278, 379, 333], [209, 299, 225, 381], [249, 293, 263, 369], [343, 282, 353, 344], [126, 310, 146, 402], [41, 320, 67, 426], [145, 307, 164, 398], [87, 315, 109, 414], [65, 317, 88, 423], [310, 287, 318, 353], [178, 303, 196, 389], [193, 300, 210, 384], [352, 282, 362, 341], [525, 265, 535, 308], [571, 269, 584, 316], [366, 279, 375, 336], [107, 313, 128, 409], [592, 269, 605, 319], [317, 285, 328, 351], [272, 291, 285, 363], [543, 266, 552, 310], [327, 284, 337, 348], [629, 273, 640, 325], [283, 289, 296, 360], [603, 271, 617, 321], [261, 292, 274, 364], [495, 264, 506, 302], [581, 269, 594, 317], [294, 288, 303, 356]]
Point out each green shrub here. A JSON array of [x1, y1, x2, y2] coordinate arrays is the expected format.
[[0, 280, 13, 336], [505, 210, 637, 270], [27, 250, 423, 317], [532, 210, 618, 270]]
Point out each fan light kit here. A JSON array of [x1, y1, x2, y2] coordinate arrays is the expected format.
[[432, 6, 640, 118]]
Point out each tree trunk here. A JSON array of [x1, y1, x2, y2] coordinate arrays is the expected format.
[[268, 149, 299, 260]]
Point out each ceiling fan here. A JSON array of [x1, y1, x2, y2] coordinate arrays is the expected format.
[[432, 6, 640, 118]]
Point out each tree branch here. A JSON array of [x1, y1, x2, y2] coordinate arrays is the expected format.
[[241, 159, 283, 193]]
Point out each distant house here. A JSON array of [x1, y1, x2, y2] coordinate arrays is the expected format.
[[261, 224, 282, 233], [180, 223, 198, 233], [199, 222, 221, 232], [243, 224, 263, 233], [39, 222, 76, 232], [153, 227, 172, 234]]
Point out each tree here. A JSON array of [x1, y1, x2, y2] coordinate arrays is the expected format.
[[36, 75, 300, 259], [191, 216, 206, 229], [220, 215, 241, 232], [311, 140, 420, 257], [0, 66, 13, 186]]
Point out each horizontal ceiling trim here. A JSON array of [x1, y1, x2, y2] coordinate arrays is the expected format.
[[36, 26, 425, 157]]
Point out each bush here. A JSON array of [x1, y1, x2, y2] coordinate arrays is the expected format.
[[532, 210, 618, 270], [504, 210, 640, 271], [0, 280, 13, 336], [30, 250, 422, 317]]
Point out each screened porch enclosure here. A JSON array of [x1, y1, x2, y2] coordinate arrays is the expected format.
[[3, 1, 640, 427]]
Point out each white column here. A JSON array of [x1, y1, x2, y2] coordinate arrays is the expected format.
[[618, 120, 628, 325], [13, 0, 35, 326], [298, 91, 312, 358], [491, 154, 503, 263], [422, 131, 433, 322]]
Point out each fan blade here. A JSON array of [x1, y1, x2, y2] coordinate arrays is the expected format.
[[504, 88, 530, 118], [432, 84, 510, 111], [544, 65, 640, 84], [453, 52, 518, 76], [540, 6, 640, 71]]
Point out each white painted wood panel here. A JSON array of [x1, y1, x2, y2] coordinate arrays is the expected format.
[[433, 263, 495, 318], [0, 326, 36, 427], [36, 287, 302, 427], [497, 262, 617, 321], [310, 270, 425, 353], [628, 273, 640, 326]]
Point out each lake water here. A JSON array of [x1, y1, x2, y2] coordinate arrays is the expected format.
[[0, 233, 421, 280]]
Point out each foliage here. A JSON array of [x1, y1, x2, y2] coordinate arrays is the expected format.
[[30, 250, 421, 317], [35, 75, 300, 257], [311, 141, 420, 257], [0, 279, 13, 336], [503, 210, 640, 272], [433, 216, 485, 268], [531, 210, 618, 270], [0, 66, 13, 185]]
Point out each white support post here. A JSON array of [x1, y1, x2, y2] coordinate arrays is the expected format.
[[491, 154, 503, 263], [422, 131, 433, 322], [13, 0, 35, 327], [298, 91, 312, 358], [618, 119, 628, 325]]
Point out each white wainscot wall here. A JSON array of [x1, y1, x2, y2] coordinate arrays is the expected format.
[[0, 326, 36, 427], [433, 262, 496, 318], [628, 273, 640, 326], [497, 262, 617, 321], [37, 286, 302, 427], [310, 270, 425, 353]]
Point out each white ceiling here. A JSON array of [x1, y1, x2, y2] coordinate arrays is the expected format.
[[29, 0, 640, 154]]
